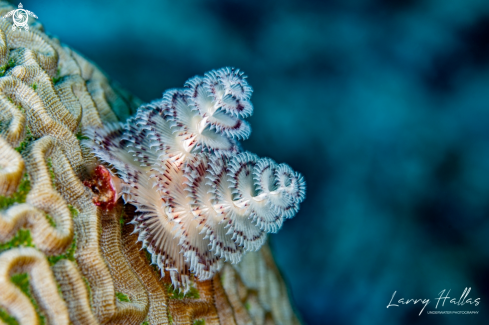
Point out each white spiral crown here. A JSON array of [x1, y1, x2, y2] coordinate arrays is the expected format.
[[87, 67, 306, 290]]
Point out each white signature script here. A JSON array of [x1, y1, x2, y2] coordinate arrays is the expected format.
[[386, 287, 480, 316]]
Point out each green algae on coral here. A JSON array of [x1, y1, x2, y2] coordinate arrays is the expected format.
[[0, 307, 19, 325], [75, 132, 89, 141], [144, 248, 160, 275], [68, 205, 79, 217], [119, 212, 125, 227], [143, 249, 201, 300], [0, 173, 30, 210], [46, 158, 56, 189], [0, 64, 7, 77], [165, 283, 200, 300], [11, 273, 46, 325], [51, 76, 61, 84], [15, 126, 35, 154], [47, 206, 79, 265], [47, 234, 76, 265], [0, 229, 34, 254], [82, 276, 93, 305], [7, 58, 15, 69], [44, 213, 56, 228], [116, 292, 131, 302], [52, 69, 62, 85]]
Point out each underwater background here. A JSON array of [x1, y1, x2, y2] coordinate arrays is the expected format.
[[20, 0, 489, 324]]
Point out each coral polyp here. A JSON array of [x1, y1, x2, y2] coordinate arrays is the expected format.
[[88, 68, 306, 289]]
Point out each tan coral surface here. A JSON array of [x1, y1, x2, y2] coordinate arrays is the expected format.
[[0, 2, 301, 324]]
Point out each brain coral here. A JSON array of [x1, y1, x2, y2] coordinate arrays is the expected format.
[[0, 1, 303, 324]]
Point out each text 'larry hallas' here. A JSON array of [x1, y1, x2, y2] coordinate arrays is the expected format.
[[386, 287, 480, 315]]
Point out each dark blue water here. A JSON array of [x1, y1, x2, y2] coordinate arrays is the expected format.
[[23, 0, 489, 324]]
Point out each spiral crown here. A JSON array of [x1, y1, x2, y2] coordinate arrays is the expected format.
[[87, 67, 306, 290]]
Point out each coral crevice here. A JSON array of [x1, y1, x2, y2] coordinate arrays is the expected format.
[[0, 247, 70, 325], [0, 137, 24, 196]]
